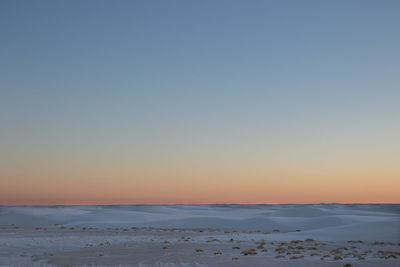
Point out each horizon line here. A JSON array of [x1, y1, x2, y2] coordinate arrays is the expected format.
[[2, 202, 399, 207]]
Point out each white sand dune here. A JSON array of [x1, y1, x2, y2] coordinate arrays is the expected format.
[[1, 204, 399, 266], [1, 204, 399, 241]]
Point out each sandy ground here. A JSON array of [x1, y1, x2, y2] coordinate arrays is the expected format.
[[1, 225, 399, 266], [1, 204, 399, 266]]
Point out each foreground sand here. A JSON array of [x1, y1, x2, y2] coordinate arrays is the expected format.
[[1, 225, 399, 266]]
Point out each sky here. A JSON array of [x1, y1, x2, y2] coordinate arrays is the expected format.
[[1, 0, 399, 205]]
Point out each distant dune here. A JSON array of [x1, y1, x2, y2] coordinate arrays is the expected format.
[[1, 204, 399, 241]]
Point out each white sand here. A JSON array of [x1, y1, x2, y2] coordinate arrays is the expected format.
[[0, 204, 399, 266]]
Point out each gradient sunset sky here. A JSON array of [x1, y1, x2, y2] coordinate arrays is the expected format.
[[1, 0, 399, 205]]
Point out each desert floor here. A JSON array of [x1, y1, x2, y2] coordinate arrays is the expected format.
[[1, 204, 399, 266], [1, 225, 399, 266]]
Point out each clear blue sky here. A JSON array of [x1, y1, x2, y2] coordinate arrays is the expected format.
[[1, 0, 399, 204]]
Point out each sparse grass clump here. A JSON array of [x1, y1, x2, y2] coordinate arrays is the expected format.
[[290, 255, 304, 259], [241, 248, 257, 256], [275, 246, 286, 254]]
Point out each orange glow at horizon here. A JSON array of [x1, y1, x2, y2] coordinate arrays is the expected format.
[[1, 126, 399, 206], [2, 164, 399, 205]]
